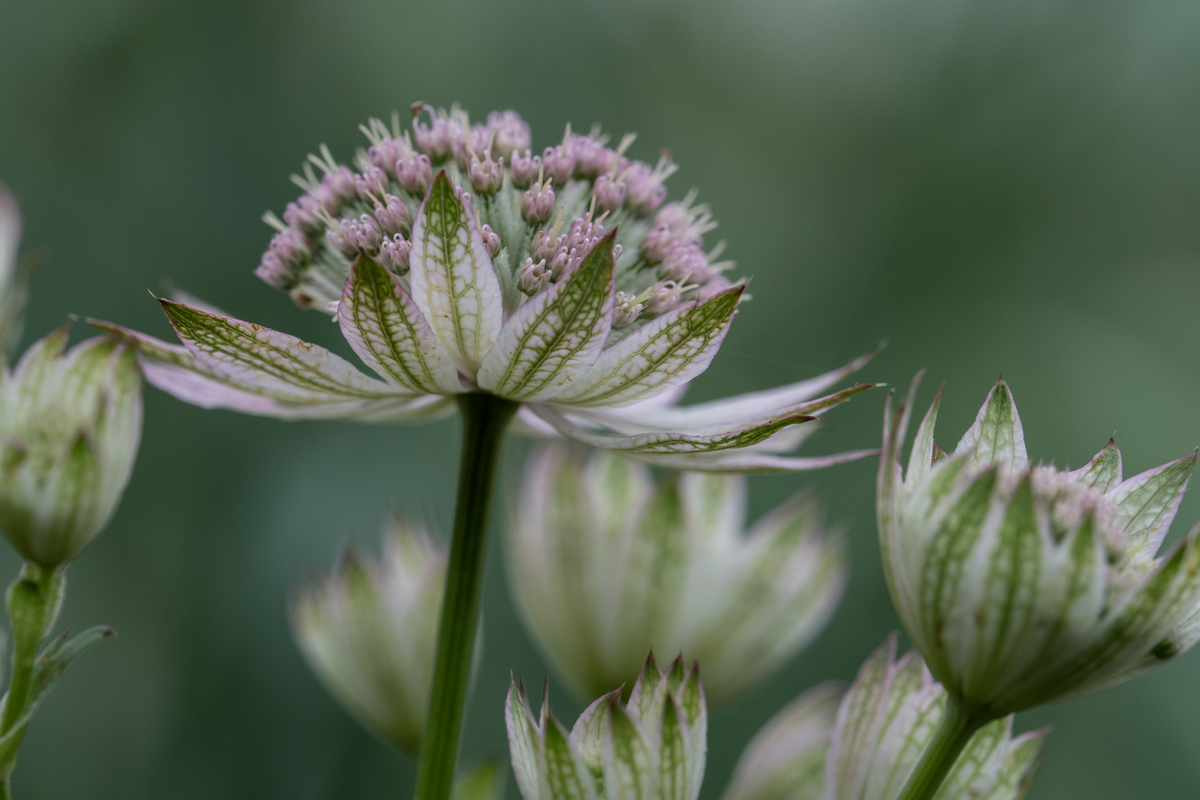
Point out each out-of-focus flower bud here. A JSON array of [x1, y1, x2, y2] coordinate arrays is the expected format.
[[291, 517, 447, 756], [0, 328, 142, 567], [507, 444, 847, 704]]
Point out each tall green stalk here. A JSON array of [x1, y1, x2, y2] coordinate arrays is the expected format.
[[894, 694, 987, 800], [414, 393, 518, 800]]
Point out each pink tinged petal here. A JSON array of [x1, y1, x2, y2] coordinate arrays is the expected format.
[[1109, 451, 1197, 557], [89, 320, 453, 421], [339, 255, 463, 395], [602, 347, 881, 430], [407, 171, 503, 377], [158, 301, 412, 402], [556, 286, 745, 409], [625, 448, 881, 474], [533, 402, 818, 456], [477, 231, 616, 401]]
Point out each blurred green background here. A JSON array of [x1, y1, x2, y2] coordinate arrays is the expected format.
[[2, 0, 1199, 797]]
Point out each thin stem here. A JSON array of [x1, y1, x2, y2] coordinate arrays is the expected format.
[[0, 562, 64, 793], [414, 393, 518, 800], [894, 694, 986, 800]]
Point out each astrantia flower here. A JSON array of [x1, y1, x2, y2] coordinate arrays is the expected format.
[[506, 654, 706, 800], [0, 327, 142, 568], [878, 376, 1200, 718], [508, 443, 847, 703], [723, 637, 1044, 800], [291, 517, 446, 755], [99, 105, 877, 471]]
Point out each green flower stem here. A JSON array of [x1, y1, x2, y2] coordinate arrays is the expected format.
[[414, 393, 518, 800], [894, 694, 987, 800], [0, 562, 64, 797]]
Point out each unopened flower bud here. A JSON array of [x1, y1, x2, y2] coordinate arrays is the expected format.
[[612, 291, 643, 327], [486, 110, 531, 159], [395, 153, 433, 195], [480, 224, 501, 258], [412, 105, 453, 161], [378, 234, 411, 274], [355, 166, 389, 202], [624, 157, 674, 215], [507, 655, 706, 800], [642, 279, 686, 317], [283, 194, 324, 235], [591, 173, 627, 213], [291, 518, 447, 756], [511, 445, 846, 702], [726, 638, 1046, 800], [468, 153, 505, 195], [661, 240, 714, 283], [268, 228, 312, 267], [880, 377, 1200, 718], [256, 252, 293, 289], [0, 329, 143, 568], [518, 259, 550, 295], [569, 135, 613, 178], [367, 137, 403, 176], [541, 144, 575, 186], [509, 150, 541, 189], [373, 194, 411, 237], [321, 165, 358, 205], [521, 182, 556, 223]]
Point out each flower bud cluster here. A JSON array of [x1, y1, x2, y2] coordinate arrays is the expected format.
[[257, 105, 740, 320]]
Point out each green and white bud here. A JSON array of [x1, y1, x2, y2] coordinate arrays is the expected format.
[[506, 654, 706, 800], [725, 637, 1044, 800], [0, 328, 142, 567], [878, 376, 1200, 718], [507, 444, 847, 704], [291, 517, 448, 755]]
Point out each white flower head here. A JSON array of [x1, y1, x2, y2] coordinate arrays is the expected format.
[[508, 443, 847, 704], [291, 517, 447, 755], [506, 654, 706, 800], [878, 376, 1200, 717], [93, 106, 879, 473], [724, 637, 1044, 800], [0, 327, 142, 567]]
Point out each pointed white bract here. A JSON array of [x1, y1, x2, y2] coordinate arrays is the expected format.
[[99, 107, 877, 471], [878, 376, 1200, 716], [291, 517, 446, 756], [0, 328, 143, 568], [507, 444, 847, 704], [725, 639, 1043, 800], [0, 181, 27, 352], [506, 654, 706, 800]]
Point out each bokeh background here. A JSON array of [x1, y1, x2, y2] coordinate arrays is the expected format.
[[2, 0, 1199, 797]]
